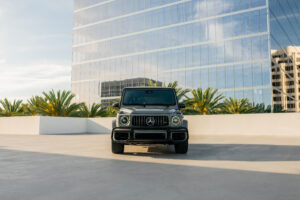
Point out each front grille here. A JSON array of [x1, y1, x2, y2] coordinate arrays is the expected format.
[[132, 116, 169, 127]]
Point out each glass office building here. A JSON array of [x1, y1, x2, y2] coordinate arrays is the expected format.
[[269, 0, 300, 112], [72, 0, 300, 109]]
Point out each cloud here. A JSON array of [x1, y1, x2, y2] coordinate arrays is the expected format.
[[40, 0, 73, 11], [0, 0, 73, 101], [29, 34, 71, 41], [0, 59, 6, 64], [195, 0, 231, 19], [0, 63, 71, 101]]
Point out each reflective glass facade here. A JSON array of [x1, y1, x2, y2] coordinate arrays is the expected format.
[[72, 0, 272, 106], [269, 0, 300, 112]]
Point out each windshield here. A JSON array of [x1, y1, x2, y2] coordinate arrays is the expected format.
[[122, 89, 176, 106]]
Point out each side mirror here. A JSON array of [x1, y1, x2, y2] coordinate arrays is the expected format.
[[178, 103, 185, 109], [112, 102, 120, 108]]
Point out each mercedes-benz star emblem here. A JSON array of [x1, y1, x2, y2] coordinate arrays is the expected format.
[[146, 117, 155, 126]]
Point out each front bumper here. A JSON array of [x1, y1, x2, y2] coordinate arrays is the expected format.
[[112, 127, 188, 144]]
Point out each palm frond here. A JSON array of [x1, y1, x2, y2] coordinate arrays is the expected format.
[[0, 98, 24, 116], [222, 98, 254, 114], [184, 88, 224, 114]]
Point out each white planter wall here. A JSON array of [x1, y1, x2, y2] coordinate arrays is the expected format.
[[87, 117, 114, 134], [0, 113, 299, 136], [185, 113, 300, 136], [39, 117, 87, 135], [0, 116, 40, 135]]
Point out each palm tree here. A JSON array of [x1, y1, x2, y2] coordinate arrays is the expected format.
[[184, 88, 224, 115], [103, 99, 120, 117], [79, 103, 106, 117], [146, 80, 160, 87], [0, 98, 24, 116], [37, 90, 83, 117], [273, 104, 285, 113], [104, 105, 119, 117], [253, 103, 271, 113], [164, 81, 190, 102], [24, 96, 45, 115], [222, 98, 254, 114]]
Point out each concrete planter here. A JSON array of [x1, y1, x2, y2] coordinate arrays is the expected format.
[[0, 116, 40, 135], [185, 113, 300, 136], [0, 116, 113, 135], [0, 113, 299, 136]]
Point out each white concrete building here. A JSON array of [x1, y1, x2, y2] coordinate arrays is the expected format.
[[271, 46, 300, 112]]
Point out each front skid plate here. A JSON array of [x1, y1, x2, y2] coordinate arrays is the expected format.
[[112, 127, 188, 144]]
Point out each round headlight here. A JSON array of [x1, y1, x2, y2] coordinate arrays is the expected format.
[[171, 116, 181, 125], [120, 115, 129, 126]]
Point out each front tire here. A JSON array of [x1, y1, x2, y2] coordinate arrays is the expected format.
[[112, 141, 124, 154], [174, 141, 188, 154]]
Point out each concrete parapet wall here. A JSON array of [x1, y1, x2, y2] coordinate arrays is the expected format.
[[185, 113, 300, 136], [87, 117, 114, 134], [0, 113, 299, 136], [39, 116, 87, 135], [0, 116, 40, 135]]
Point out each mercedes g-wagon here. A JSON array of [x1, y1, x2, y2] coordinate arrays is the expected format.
[[111, 87, 189, 154]]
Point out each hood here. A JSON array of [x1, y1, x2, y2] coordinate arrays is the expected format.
[[119, 107, 180, 115]]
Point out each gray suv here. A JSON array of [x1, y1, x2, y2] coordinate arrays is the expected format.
[[111, 87, 189, 154]]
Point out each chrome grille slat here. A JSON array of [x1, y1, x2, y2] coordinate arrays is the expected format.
[[132, 116, 169, 126]]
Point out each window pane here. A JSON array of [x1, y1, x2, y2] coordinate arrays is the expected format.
[[200, 68, 209, 89], [243, 64, 253, 88], [217, 66, 226, 89], [226, 65, 234, 89], [252, 63, 263, 87], [209, 67, 217, 88], [235, 65, 244, 88]]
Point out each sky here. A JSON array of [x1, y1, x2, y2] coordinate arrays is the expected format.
[[0, 0, 73, 101], [1, 0, 299, 102]]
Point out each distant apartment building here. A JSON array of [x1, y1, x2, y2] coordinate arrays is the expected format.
[[72, 0, 300, 111], [271, 46, 300, 112]]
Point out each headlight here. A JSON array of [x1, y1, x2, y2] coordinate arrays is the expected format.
[[171, 116, 181, 126], [119, 115, 130, 126]]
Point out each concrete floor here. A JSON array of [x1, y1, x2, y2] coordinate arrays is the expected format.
[[0, 134, 300, 200]]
